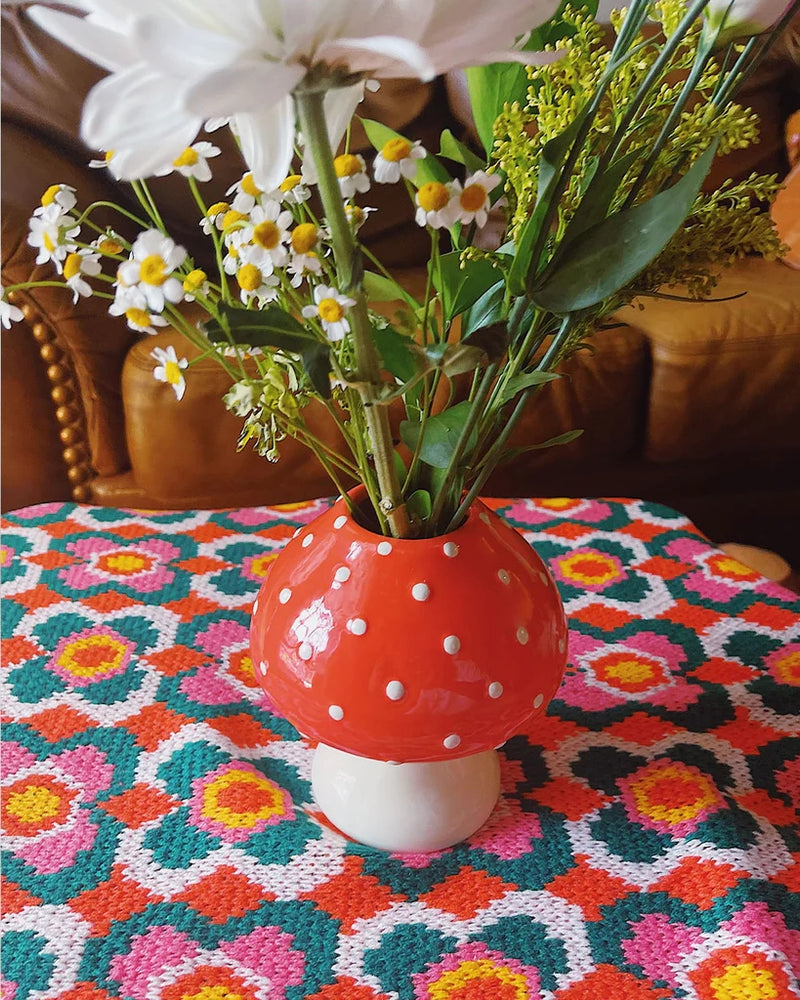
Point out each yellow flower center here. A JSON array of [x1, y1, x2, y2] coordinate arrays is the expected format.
[[460, 182, 488, 212], [237, 264, 262, 292], [241, 173, 262, 197], [280, 174, 302, 192], [6, 786, 62, 823], [63, 253, 83, 280], [222, 210, 248, 231], [139, 254, 168, 286], [417, 181, 450, 213], [104, 150, 115, 162], [40, 184, 61, 207], [291, 223, 318, 254], [381, 137, 412, 162], [207, 201, 230, 218], [98, 238, 124, 255], [346, 205, 366, 226], [334, 153, 363, 178], [253, 220, 281, 250], [318, 298, 345, 323], [125, 307, 152, 328], [164, 361, 183, 386], [43, 232, 56, 253], [173, 147, 199, 168], [183, 269, 207, 292]]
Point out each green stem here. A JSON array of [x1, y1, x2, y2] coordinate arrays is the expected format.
[[295, 86, 411, 537]]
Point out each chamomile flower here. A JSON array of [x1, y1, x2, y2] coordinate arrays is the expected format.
[[27, 204, 81, 271], [201, 201, 232, 235], [449, 171, 502, 227], [236, 261, 280, 305], [117, 230, 186, 312], [374, 138, 426, 183], [33, 184, 77, 216], [182, 269, 210, 302], [288, 223, 323, 286], [91, 231, 126, 257], [334, 154, 370, 199], [63, 249, 102, 302], [0, 287, 24, 328], [109, 286, 169, 335], [158, 141, 221, 181], [345, 204, 377, 232], [227, 173, 264, 214], [278, 174, 311, 205], [88, 151, 125, 179], [151, 345, 189, 400], [302, 284, 355, 342], [243, 201, 292, 269], [415, 181, 457, 229]]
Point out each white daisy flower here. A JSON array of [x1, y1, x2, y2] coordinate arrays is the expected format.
[[151, 345, 189, 400], [235, 261, 280, 305], [345, 204, 377, 232], [302, 284, 355, 342], [277, 174, 311, 205], [109, 286, 169, 335], [287, 222, 322, 286], [88, 151, 126, 179], [90, 231, 126, 257], [374, 138, 427, 184], [182, 269, 210, 302], [157, 141, 221, 181], [117, 229, 186, 312], [449, 171, 502, 227], [63, 249, 102, 303], [200, 201, 231, 235], [242, 201, 292, 270], [33, 184, 77, 217], [27, 204, 81, 271], [333, 154, 370, 199], [414, 181, 458, 229], [227, 173, 265, 214], [0, 287, 24, 328]]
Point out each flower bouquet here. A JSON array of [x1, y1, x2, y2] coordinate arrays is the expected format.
[[3, 0, 797, 849]]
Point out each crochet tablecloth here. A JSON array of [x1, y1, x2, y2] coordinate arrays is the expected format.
[[2, 497, 799, 1000]]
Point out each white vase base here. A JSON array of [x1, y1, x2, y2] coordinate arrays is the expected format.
[[311, 743, 501, 853]]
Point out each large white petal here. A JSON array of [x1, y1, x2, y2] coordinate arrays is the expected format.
[[324, 83, 366, 150], [27, 5, 138, 71], [318, 34, 436, 80], [235, 96, 296, 191], [185, 61, 305, 117], [133, 15, 248, 75]]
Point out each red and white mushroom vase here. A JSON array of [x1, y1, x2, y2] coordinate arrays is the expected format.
[[249, 491, 568, 852]]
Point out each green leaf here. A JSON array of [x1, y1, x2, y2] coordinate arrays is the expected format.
[[558, 149, 641, 249], [363, 270, 419, 307], [393, 449, 408, 484], [462, 279, 505, 337], [359, 117, 450, 186], [465, 63, 528, 156], [537, 118, 582, 202], [406, 489, 432, 523], [372, 324, 423, 383], [439, 128, 485, 174], [399, 400, 477, 469], [434, 251, 501, 323], [499, 428, 584, 464], [462, 322, 509, 362], [497, 371, 559, 406], [531, 143, 718, 313], [526, 0, 598, 50], [424, 341, 487, 376], [201, 305, 333, 397]]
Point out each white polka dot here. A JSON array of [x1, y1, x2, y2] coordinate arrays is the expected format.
[[334, 566, 351, 583], [328, 704, 344, 720], [279, 588, 292, 604], [386, 680, 405, 701], [259, 660, 268, 676], [516, 627, 529, 645], [497, 569, 510, 585], [488, 682, 503, 699], [298, 642, 313, 660], [443, 734, 461, 750], [443, 635, 461, 654], [334, 515, 348, 529], [558, 637, 566, 654], [302, 533, 314, 548], [252, 599, 259, 615], [443, 542, 459, 558], [412, 583, 430, 601], [534, 693, 544, 709], [347, 618, 367, 635], [377, 541, 393, 555]]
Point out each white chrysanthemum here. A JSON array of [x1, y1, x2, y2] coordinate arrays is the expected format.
[[448, 170, 502, 227], [227, 173, 265, 214], [242, 201, 292, 270], [182, 268, 210, 302], [200, 201, 232, 235], [63, 249, 103, 302], [0, 287, 24, 329], [345, 204, 377, 232], [27, 204, 81, 271], [33, 184, 77, 217], [334, 153, 370, 199], [414, 181, 457, 229], [156, 141, 221, 181], [302, 284, 356, 342], [109, 286, 169, 335], [117, 229, 187, 312], [374, 137, 426, 183], [288, 222, 323, 286], [29, 0, 561, 189], [276, 174, 311, 205], [235, 261, 280, 305], [151, 345, 189, 400]]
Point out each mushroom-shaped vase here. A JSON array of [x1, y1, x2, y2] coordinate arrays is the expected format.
[[250, 491, 568, 852]]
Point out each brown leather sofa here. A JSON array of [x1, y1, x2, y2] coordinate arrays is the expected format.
[[4, 2, 800, 567]]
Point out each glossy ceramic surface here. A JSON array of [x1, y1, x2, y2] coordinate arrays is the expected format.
[[250, 494, 568, 762]]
